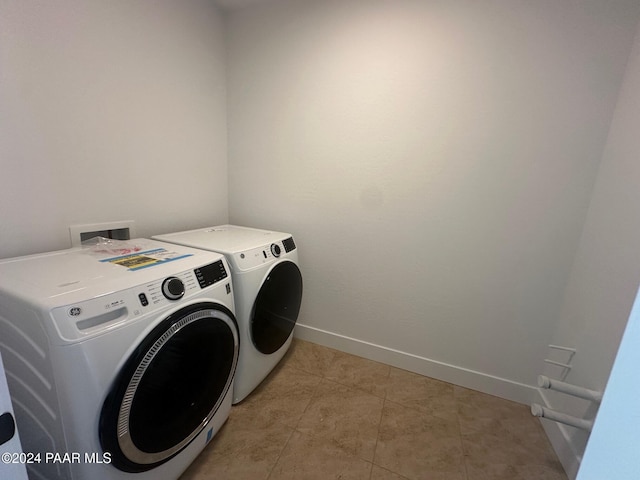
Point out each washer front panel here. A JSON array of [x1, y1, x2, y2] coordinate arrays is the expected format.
[[99, 302, 238, 473]]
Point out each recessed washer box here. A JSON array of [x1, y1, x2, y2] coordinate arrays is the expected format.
[[69, 220, 136, 247]]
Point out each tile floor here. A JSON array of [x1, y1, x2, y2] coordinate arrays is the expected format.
[[180, 339, 568, 480]]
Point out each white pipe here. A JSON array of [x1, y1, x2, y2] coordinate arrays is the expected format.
[[531, 403, 594, 431], [544, 359, 572, 369], [548, 344, 577, 353], [538, 375, 603, 403]]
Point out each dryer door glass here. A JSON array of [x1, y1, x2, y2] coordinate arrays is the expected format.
[[99, 302, 238, 473], [251, 260, 303, 354]]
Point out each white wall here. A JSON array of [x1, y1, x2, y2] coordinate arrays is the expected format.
[[540, 20, 640, 478], [0, 0, 228, 259], [226, 0, 640, 402]]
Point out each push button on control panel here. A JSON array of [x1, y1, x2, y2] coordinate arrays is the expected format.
[[138, 293, 149, 307]]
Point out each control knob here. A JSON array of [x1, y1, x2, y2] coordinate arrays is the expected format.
[[270, 243, 281, 257], [162, 277, 185, 300]]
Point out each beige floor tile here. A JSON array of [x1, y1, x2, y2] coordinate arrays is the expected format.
[[296, 379, 384, 461], [370, 465, 412, 480], [374, 400, 466, 480], [180, 451, 272, 480], [285, 338, 338, 377], [465, 462, 568, 480], [204, 408, 293, 458], [236, 361, 322, 429], [324, 350, 391, 398], [269, 430, 372, 480], [179, 416, 292, 480], [384, 368, 458, 422], [455, 386, 538, 436], [181, 340, 569, 480], [455, 386, 565, 478], [461, 430, 564, 474]]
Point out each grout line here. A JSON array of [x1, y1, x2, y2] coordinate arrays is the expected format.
[[370, 396, 387, 477], [264, 426, 296, 480], [454, 392, 471, 480], [366, 460, 374, 480]]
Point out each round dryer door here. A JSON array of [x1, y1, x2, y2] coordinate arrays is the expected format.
[[251, 260, 303, 355], [99, 302, 238, 473]]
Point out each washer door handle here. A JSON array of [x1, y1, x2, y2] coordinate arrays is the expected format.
[[0, 412, 16, 446]]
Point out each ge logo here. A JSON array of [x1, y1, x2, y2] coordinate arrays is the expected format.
[[69, 307, 82, 317]]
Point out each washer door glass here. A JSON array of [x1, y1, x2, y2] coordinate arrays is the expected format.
[[251, 261, 303, 354], [99, 302, 238, 473]]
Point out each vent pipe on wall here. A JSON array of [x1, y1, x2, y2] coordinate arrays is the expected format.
[[531, 403, 594, 431]]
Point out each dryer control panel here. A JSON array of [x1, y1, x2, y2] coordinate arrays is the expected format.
[[51, 260, 230, 343], [230, 237, 297, 273]]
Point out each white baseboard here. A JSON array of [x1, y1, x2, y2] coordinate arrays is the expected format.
[[294, 323, 536, 405], [533, 389, 582, 480]]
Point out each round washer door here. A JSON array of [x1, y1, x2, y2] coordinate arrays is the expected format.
[[99, 302, 238, 472], [251, 260, 303, 355]]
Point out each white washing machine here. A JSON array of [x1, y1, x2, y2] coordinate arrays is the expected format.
[[0, 239, 239, 480], [153, 225, 303, 404]]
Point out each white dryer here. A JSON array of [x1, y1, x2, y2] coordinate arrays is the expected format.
[[0, 239, 239, 480], [153, 225, 303, 404]]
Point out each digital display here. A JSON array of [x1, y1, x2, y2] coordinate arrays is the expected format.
[[282, 237, 296, 253], [194, 260, 227, 289]]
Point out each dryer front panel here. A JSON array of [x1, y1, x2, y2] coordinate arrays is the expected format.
[[99, 302, 238, 472], [250, 261, 303, 355]]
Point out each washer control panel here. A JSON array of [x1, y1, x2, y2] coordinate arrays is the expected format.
[[145, 270, 199, 306], [51, 260, 229, 342]]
